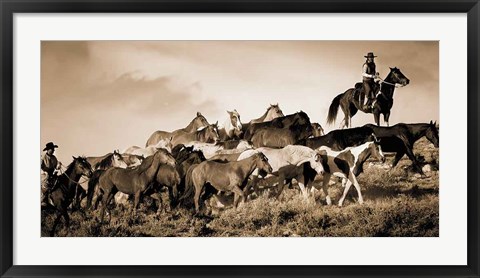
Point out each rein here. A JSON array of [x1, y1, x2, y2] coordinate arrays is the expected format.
[[377, 77, 405, 88], [58, 165, 88, 186]]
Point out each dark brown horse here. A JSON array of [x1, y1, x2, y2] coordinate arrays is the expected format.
[[96, 149, 176, 222], [47, 156, 92, 236], [145, 112, 210, 147], [327, 67, 410, 127], [365, 121, 439, 173], [297, 126, 376, 151], [243, 111, 311, 140], [251, 123, 313, 148], [187, 152, 272, 213]]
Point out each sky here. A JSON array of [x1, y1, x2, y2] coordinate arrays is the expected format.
[[41, 41, 438, 163]]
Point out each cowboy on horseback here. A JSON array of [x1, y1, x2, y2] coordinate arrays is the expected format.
[[41, 142, 62, 206], [360, 52, 380, 112]]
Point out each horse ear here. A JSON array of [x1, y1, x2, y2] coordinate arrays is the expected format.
[[389, 67, 393, 70], [72, 156, 76, 160], [227, 110, 232, 114], [197, 112, 201, 116], [434, 121, 437, 126], [215, 121, 218, 126], [430, 120, 433, 125]]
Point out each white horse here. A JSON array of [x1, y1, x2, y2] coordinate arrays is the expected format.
[[123, 138, 173, 157], [218, 110, 243, 140], [186, 140, 253, 159], [238, 145, 324, 197]]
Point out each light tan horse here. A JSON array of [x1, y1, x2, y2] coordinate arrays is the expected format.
[[146, 112, 209, 147], [170, 123, 220, 147]]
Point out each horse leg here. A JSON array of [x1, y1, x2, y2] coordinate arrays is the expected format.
[[274, 174, 287, 199], [296, 175, 309, 199], [50, 211, 62, 236], [150, 192, 164, 214], [321, 173, 332, 205], [338, 179, 353, 207], [384, 112, 391, 127], [405, 146, 423, 173], [348, 174, 363, 204], [99, 190, 111, 223], [167, 185, 178, 209], [231, 185, 245, 208], [133, 191, 141, 216], [374, 111, 380, 126], [391, 151, 405, 168], [193, 183, 203, 214]]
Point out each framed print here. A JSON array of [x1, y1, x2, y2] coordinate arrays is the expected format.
[[1, 0, 479, 278]]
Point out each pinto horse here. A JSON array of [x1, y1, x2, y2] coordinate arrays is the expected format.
[[218, 110, 243, 140], [243, 111, 311, 140], [251, 123, 313, 148], [189, 152, 273, 213], [365, 121, 439, 173], [311, 123, 325, 137], [145, 112, 210, 147], [96, 149, 176, 223], [297, 126, 376, 151], [47, 156, 92, 236], [327, 67, 410, 128], [317, 140, 385, 186]]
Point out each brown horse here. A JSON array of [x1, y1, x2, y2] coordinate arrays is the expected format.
[[170, 123, 219, 147], [145, 164, 181, 213], [243, 111, 311, 140], [47, 156, 92, 236], [251, 123, 312, 148], [96, 149, 176, 222], [188, 152, 272, 213], [145, 112, 210, 147]]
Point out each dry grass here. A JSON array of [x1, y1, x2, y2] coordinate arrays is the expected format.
[[41, 138, 439, 237]]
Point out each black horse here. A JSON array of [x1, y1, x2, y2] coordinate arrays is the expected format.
[[46, 156, 92, 236], [297, 126, 376, 151], [327, 67, 410, 128], [364, 121, 439, 173], [243, 111, 311, 140]]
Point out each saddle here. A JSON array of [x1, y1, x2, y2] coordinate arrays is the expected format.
[[353, 81, 381, 101]]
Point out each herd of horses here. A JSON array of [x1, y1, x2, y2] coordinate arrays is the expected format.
[[43, 67, 440, 236]]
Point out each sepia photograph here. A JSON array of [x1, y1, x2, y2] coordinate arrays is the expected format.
[[40, 40, 439, 237]]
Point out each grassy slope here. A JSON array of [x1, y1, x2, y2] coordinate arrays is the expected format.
[[41, 138, 439, 237]]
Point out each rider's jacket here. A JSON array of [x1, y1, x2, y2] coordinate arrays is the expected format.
[[362, 62, 376, 81], [41, 153, 58, 176]]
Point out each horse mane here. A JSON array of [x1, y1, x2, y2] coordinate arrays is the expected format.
[[136, 153, 155, 173], [94, 153, 114, 170]]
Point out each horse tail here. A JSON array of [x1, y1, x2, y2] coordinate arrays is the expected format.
[[178, 164, 197, 207], [86, 170, 103, 210], [327, 93, 343, 125]]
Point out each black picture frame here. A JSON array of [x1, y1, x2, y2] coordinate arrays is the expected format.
[[1, 1, 479, 277]]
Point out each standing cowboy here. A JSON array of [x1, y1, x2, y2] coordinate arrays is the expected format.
[[361, 52, 380, 111], [41, 142, 61, 206]]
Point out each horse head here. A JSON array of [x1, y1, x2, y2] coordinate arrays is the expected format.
[[266, 103, 284, 120], [191, 112, 210, 130], [227, 109, 243, 132], [112, 150, 128, 169], [72, 156, 93, 178], [311, 123, 325, 137], [254, 152, 273, 174], [201, 123, 220, 143], [426, 120, 439, 148], [388, 67, 410, 86], [369, 140, 386, 163], [154, 148, 176, 167]]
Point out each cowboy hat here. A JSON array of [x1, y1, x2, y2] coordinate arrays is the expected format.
[[43, 142, 58, 151], [364, 52, 377, 58]]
